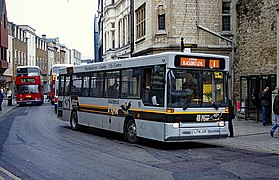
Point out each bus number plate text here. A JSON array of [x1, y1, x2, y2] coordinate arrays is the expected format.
[[193, 129, 207, 134]]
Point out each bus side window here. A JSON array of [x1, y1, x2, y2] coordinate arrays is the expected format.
[[142, 68, 152, 105], [64, 76, 71, 96], [105, 71, 120, 98], [82, 74, 90, 97], [142, 65, 165, 106], [151, 65, 165, 106], [90, 72, 104, 97]]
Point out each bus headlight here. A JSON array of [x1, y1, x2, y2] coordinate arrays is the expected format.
[[173, 123, 180, 129], [218, 121, 225, 127]]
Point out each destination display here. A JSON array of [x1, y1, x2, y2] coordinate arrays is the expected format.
[[175, 55, 225, 70], [20, 78, 36, 83]]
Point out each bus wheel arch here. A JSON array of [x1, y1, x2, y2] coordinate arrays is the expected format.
[[70, 110, 79, 130], [124, 116, 138, 143]]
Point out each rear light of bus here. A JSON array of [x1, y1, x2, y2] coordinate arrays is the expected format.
[[218, 121, 225, 127], [173, 122, 180, 129]]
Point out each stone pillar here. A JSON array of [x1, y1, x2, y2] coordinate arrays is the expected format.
[[272, 3, 279, 124]]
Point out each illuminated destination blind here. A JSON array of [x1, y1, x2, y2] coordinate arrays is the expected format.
[[177, 56, 223, 69], [20, 78, 36, 83]]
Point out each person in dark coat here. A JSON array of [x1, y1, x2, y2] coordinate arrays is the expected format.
[[260, 87, 271, 126], [228, 99, 235, 137], [270, 89, 279, 137], [0, 89, 4, 111]]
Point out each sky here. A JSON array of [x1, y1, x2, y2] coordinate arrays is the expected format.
[[6, 0, 98, 59]]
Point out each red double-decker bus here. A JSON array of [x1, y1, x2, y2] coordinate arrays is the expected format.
[[15, 66, 44, 106]]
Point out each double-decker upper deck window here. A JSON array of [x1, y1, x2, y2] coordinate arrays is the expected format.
[[136, 4, 146, 39], [222, 1, 231, 31]]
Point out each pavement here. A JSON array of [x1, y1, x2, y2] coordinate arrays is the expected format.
[[0, 99, 279, 154], [0, 98, 17, 118]]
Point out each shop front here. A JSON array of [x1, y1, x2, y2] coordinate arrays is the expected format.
[[238, 74, 276, 122]]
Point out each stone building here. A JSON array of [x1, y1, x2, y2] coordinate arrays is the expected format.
[[18, 25, 37, 66], [71, 49, 82, 65], [233, 0, 278, 121], [98, 0, 234, 62], [10, 23, 28, 77], [4, 22, 15, 91], [36, 36, 48, 90]]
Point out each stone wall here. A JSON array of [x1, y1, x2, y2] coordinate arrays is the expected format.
[[234, 0, 277, 100]]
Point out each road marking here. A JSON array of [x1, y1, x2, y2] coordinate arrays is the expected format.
[[0, 175, 5, 180], [0, 167, 21, 180]]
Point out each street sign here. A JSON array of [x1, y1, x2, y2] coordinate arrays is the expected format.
[[183, 44, 198, 48]]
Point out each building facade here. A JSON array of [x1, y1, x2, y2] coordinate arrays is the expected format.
[[18, 25, 37, 66], [98, 0, 234, 62], [0, 0, 8, 86], [4, 22, 14, 92], [71, 49, 82, 65], [233, 0, 278, 121]]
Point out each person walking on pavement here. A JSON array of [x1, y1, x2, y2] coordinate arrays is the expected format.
[[228, 98, 235, 137], [260, 86, 271, 126], [270, 89, 279, 137], [0, 89, 4, 111]]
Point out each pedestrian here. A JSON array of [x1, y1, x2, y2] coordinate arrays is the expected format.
[[270, 89, 279, 137], [228, 98, 235, 137], [7, 88, 12, 98], [260, 86, 271, 126], [0, 89, 4, 111]]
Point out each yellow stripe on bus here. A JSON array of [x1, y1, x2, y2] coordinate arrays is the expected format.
[[78, 103, 229, 115]]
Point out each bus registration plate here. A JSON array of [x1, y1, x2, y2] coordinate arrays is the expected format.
[[193, 129, 207, 134]]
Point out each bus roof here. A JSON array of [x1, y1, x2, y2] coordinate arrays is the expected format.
[[16, 65, 42, 70], [59, 52, 230, 75], [51, 64, 73, 68]]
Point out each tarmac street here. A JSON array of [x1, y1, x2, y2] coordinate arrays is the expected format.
[[0, 98, 278, 154]]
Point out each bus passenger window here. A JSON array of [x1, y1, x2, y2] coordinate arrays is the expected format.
[[142, 65, 165, 106], [82, 75, 90, 97], [105, 71, 120, 98]]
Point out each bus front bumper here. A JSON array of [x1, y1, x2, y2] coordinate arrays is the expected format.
[[17, 100, 42, 105]]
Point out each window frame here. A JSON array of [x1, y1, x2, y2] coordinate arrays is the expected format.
[[136, 3, 146, 39]]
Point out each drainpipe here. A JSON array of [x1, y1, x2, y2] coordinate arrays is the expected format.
[[272, 3, 279, 124], [130, 0, 134, 57], [277, 4, 279, 87]]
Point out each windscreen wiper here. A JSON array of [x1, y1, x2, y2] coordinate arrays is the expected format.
[[203, 93, 219, 110]]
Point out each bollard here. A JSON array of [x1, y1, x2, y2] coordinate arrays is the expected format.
[[8, 96, 12, 106]]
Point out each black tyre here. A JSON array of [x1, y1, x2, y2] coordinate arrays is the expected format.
[[70, 111, 79, 130], [125, 119, 138, 143]]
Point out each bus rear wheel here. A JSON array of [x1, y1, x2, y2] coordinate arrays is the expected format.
[[70, 111, 79, 130], [125, 119, 138, 143]]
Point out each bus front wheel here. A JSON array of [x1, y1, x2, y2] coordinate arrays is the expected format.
[[125, 119, 138, 143], [70, 111, 79, 130]]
